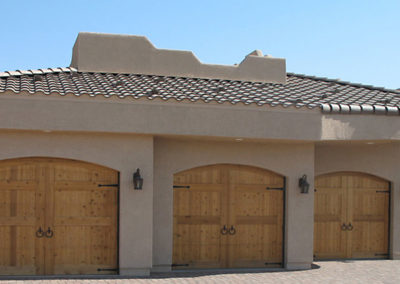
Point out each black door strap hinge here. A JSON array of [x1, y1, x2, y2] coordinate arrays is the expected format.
[[173, 185, 191, 189], [266, 187, 284, 191], [97, 268, 118, 271], [172, 263, 189, 267], [98, 184, 119, 187], [265, 262, 282, 265], [376, 190, 390, 193]]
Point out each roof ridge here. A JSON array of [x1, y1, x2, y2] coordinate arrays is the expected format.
[[287, 72, 400, 95]]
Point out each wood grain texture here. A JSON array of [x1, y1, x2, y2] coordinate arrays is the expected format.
[[173, 164, 284, 269], [0, 158, 118, 275], [0, 159, 42, 275], [314, 172, 389, 260]]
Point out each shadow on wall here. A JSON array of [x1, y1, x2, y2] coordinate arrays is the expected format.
[[0, 264, 321, 280]]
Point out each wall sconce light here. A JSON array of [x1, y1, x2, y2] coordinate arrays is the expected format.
[[298, 174, 310, 194], [133, 168, 143, 190]]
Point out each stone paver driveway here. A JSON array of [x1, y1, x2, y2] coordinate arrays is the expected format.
[[1, 260, 399, 284]]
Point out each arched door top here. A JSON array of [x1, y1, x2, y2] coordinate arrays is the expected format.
[[316, 171, 390, 184], [0, 156, 118, 172], [0, 157, 119, 275], [314, 172, 390, 260], [175, 163, 285, 179], [173, 164, 285, 269]]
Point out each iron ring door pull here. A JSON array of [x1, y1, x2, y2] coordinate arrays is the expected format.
[[221, 225, 228, 235], [341, 223, 347, 231], [229, 225, 236, 235], [45, 227, 54, 238], [36, 227, 44, 238], [347, 223, 353, 231]]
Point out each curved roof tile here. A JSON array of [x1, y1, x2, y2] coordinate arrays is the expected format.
[[0, 67, 399, 115]]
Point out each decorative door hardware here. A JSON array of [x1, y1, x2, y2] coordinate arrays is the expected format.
[[36, 227, 45, 238], [340, 223, 354, 231], [171, 263, 189, 267], [35, 227, 54, 238], [266, 187, 284, 191], [173, 185, 190, 189], [45, 227, 54, 238], [265, 262, 282, 265], [98, 183, 119, 187], [97, 268, 118, 272], [346, 223, 353, 231], [221, 225, 237, 235]]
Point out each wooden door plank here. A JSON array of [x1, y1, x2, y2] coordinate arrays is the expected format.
[[0, 216, 36, 226], [220, 166, 229, 268], [34, 164, 46, 275], [349, 178, 390, 258], [173, 165, 226, 269], [44, 164, 55, 275], [175, 216, 220, 225], [0, 159, 45, 275], [228, 165, 284, 268], [50, 159, 118, 275], [315, 172, 390, 260], [236, 216, 278, 225], [55, 181, 119, 191], [54, 216, 113, 226], [314, 174, 347, 260], [0, 181, 37, 191]]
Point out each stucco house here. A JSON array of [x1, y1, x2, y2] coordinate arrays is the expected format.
[[0, 32, 399, 276]]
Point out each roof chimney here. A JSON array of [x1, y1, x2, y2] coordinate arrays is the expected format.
[[70, 32, 286, 84]]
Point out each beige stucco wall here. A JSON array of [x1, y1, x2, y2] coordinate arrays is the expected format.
[[315, 142, 400, 259], [0, 130, 154, 276], [1, 92, 399, 142], [0, 92, 399, 275], [153, 138, 315, 271]]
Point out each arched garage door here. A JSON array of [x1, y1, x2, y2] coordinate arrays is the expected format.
[[0, 157, 118, 275], [173, 164, 284, 269], [314, 172, 390, 260]]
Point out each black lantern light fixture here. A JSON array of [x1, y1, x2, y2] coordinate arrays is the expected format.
[[133, 168, 143, 190], [298, 174, 310, 194]]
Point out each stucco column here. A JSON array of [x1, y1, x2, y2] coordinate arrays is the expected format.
[[391, 144, 400, 259], [392, 182, 400, 259], [119, 137, 154, 276], [284, 169, 314, 269], [391, 146, 400, 259]]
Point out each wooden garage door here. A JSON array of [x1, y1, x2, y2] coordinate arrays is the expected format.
[[173, 164, 284, 269], [0, 157, 118, 275], [314, 172, 390, 260]]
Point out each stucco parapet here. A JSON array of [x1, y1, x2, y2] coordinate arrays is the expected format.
[[70, 32, 286, 84]]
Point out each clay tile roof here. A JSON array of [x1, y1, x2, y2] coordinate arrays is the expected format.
[[0, 67, 399, 115]]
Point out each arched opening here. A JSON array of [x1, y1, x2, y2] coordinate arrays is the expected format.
[[172, 163, 285, 269], [0, 157, 119, 275], [314, 171, 390, 260]]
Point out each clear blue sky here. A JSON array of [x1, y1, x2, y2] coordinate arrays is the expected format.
[[1, 1, 399, 89]]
